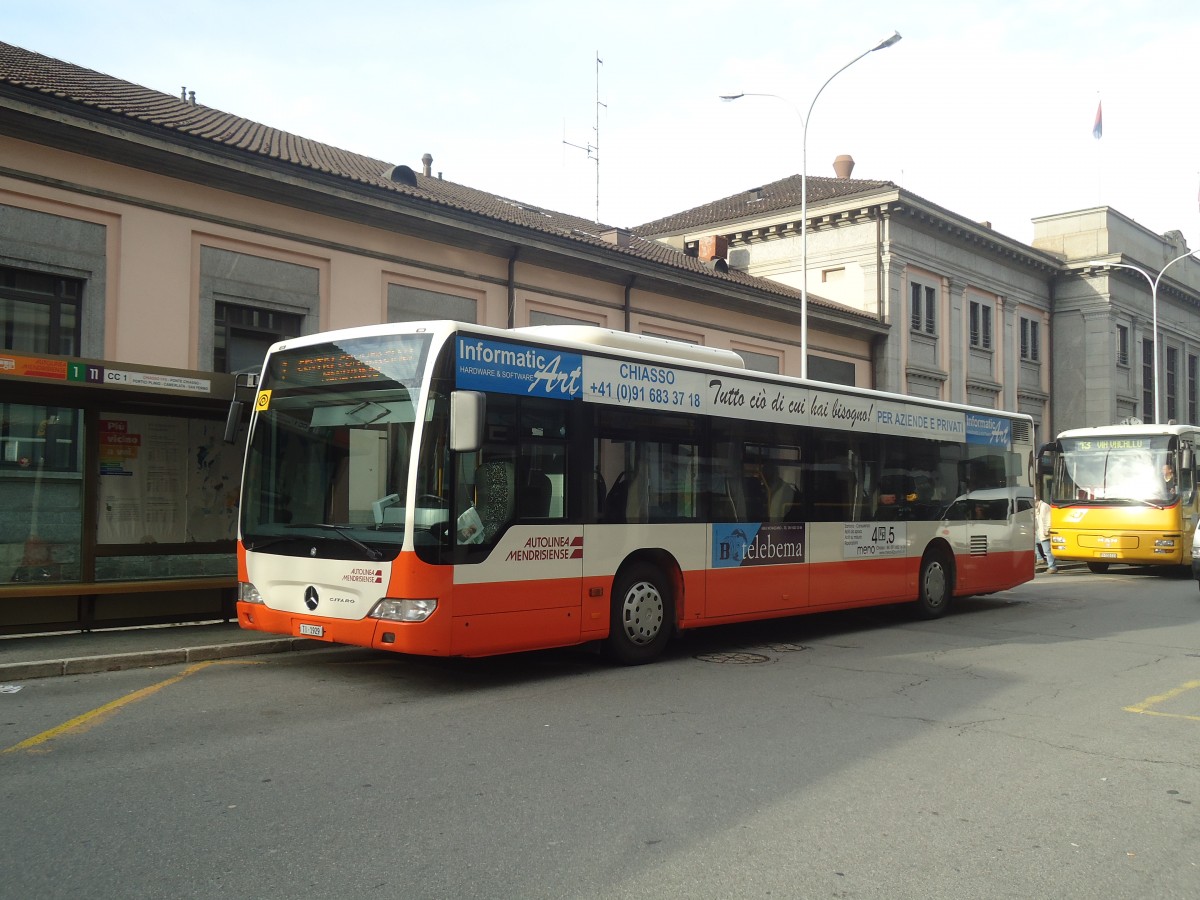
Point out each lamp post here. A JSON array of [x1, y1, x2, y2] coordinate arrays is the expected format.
[[722, 31, 901, 379], [1089, 249, 1199, 424]]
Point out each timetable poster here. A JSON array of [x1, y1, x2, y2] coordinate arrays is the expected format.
[[97, 414, 188, 544], [96, 414, 242, 544]]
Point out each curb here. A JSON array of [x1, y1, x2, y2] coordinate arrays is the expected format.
[[0, 637, 322, 682]]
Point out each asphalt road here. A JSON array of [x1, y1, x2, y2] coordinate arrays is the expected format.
[[3, 567, 1199, 899]]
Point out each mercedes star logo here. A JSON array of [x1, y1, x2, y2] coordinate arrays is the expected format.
[[304, 586, 319, 611]]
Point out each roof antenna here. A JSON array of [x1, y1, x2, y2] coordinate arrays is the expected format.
[[563, 52, 606, 223]]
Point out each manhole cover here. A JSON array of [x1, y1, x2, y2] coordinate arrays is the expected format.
[[761, 642, 809, 653], [694, 651, 773, 665]]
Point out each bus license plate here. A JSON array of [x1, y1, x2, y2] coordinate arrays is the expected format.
[[1097, 552, 1118, 559], [298, 623, 324, 637]]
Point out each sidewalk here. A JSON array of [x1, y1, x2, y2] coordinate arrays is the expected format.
[[1, 561, 1083, 684], [0, 621, 322, 682]]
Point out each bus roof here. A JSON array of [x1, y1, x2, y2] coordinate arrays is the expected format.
[[266, 319, 1035, 429], [513, 324, 747, 369], [1057, 423, 1200, 440]]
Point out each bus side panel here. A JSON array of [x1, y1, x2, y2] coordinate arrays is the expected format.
[[808, 557, 916, 608], [583, 523, 708, 620], [449, 596, 584, 657], [953, 515, 1035, 594], [955, 548, 1035, 594], [452, 525, 585, 615], [704, 565, 809, 619], [807, 522, 917, 603]]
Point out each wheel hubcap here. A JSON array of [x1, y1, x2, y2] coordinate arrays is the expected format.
[[621, 580, 664, 645], [924, 561, 946, 607]]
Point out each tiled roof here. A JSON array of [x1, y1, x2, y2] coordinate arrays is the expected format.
[[633, 173, 897, 236], [0, 40, 877, 322]]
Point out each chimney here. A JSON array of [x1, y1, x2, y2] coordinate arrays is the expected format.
[[698, 234, 729, 262], [833, 154, 855, 179], [421, 153, 433, 177], [600, 228, 633, 248]]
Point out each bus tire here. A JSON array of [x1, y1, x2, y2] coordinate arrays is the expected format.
[[605, 563, 673, 665], [914, 547, 953, 619], [1087, 562, 1110, 574]]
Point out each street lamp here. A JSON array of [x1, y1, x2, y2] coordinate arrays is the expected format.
[[1089, 249, 1199, 424], [722, 31, 902, 379]]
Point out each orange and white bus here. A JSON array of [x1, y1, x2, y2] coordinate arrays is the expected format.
[[235, 321, 1036, 663], [1044, 423, 1199, 573]]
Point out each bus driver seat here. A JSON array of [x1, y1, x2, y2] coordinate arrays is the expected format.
[[474, 460, 515, 541]]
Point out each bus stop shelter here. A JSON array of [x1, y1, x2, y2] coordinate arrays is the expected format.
[[1, 350, 244, 634]]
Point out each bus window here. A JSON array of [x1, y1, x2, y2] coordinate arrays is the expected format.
[[744, 443, 802, 522], [455, 393, 517, 547], [595, 407, 700, 523], [517, 398, 568, 520], [808, 433, 877, 522], [875, 437, 957, 521]]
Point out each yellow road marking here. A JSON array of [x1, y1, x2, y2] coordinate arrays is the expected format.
[[1124, 679, 1200, 722], [3, 659, 261, 754]]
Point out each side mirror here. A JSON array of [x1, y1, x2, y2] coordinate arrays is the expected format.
[[223, 399, 244, 445], [223, 372, 260, 445], [450, 391, 485, 453]]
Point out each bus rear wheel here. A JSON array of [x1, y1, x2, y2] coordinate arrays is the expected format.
[[605, 563, 673, 665], [914, 548, 952, 619], [1087, 562, 1110, 574]]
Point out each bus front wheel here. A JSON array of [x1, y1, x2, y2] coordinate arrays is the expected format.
[[605, 563, 673, 665], [1087, 562, 1110, 574], [914, 549, 952, 619]]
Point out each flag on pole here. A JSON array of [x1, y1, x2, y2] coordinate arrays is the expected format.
[[1093, 101, 1103, 139]]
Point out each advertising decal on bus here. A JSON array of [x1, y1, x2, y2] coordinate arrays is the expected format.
[[456, 339, 1014, 451], [712, 522, 806, 568], [505, 534, 584, 562], [456, 338, 584, 398], [965, 413, 1011, 447], [843, 522, 908, 558]]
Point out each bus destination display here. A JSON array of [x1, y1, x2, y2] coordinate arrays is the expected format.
[[273, 336, 429, 389]]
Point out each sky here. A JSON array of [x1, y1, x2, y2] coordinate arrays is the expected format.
[[7, 1, 1200, 246]]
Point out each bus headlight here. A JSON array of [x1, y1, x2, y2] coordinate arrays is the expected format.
[[369, 598, 438, 622], [239, 581, 265, 604], [1154, 539, 1176, 548]]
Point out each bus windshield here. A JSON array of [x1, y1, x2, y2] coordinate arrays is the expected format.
[[240, 333, 439, 557], [1051, 436, 1177, 506]]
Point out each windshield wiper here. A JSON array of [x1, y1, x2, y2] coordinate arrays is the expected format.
[[247, 524, 384, 559], [1089, 497, 1166, 509], [246, 526, 390, 557], [245, 534, 308, 552], [305, 524, 383, 560]]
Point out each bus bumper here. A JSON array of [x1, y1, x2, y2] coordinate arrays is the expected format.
[[236, 601, 453, 656], [1051, 531, 1185, 566]]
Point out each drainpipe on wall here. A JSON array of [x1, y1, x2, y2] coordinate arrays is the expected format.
[[1046, 276, 1055, 441], [507, 248, 519, 329], [624, 276, 635, 332], [876, 213, 885, 325], [874, 211, 886, 391]]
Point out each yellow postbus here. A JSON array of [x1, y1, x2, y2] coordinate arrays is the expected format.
[[1045, 423, 1199, 573]]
